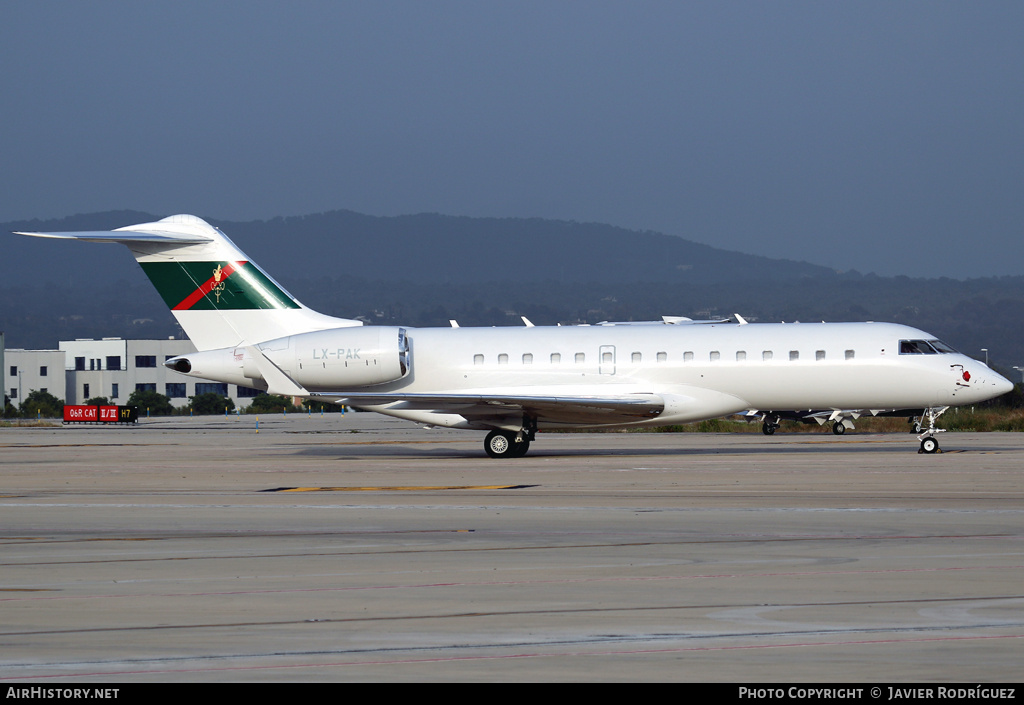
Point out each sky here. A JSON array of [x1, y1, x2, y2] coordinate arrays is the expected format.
[[3, 1, 1023, 278]]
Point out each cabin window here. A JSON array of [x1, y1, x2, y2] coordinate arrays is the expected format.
[[789, 351, 799, 361], [575, 352, 585, 364], [657, 351, 667, 362], [763, 351, 773, 361], [498, 354, 508, 364], [602, 351, 613, 364], [845, 350, 855, 360], [473, 354, 484, 365], [522, 353, 533, 364], [631, 352, 642, 363], [710, 351, 720, 361], [816, 350, 825, 361], [736, 351, 746, 361], [683, 351, 694, 362], [550, 353, 561, 364]]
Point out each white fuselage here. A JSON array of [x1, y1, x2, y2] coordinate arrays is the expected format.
[[177, 320, 1012, 431]]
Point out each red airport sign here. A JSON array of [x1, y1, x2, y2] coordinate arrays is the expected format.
[[63, 405, 138, 424]]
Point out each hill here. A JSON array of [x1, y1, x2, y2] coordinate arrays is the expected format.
[[3, 210, 1023, 372]]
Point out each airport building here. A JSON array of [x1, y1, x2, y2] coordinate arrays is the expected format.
[[5, 347, 67, 406], [4, 338, 263, 409]]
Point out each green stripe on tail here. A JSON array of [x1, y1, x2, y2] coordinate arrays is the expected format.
[[139, 261, 300, 311]]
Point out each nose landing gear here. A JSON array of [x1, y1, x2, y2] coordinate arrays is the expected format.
[[915, 406, 949, 454]]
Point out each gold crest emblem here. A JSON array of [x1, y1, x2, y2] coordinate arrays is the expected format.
[[211, 264, 226, 303]]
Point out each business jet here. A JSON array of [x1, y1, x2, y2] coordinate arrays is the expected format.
[[16, 215, 1013, 457]]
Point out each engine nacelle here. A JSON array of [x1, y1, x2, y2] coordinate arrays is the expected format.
[[166, 326, 410, 392], [259, 326, 409, 389]]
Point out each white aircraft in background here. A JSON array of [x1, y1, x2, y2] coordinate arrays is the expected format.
[[17, 215, 1013, 457]]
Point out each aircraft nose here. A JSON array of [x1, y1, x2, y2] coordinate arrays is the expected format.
[[992, 370, 1015, 396]]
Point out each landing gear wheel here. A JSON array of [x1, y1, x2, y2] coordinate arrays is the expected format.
[[762, 422, 777, 436], [510, 439, 530, 457], [485, 431, 513, 458], [484, 431, 529, 458], [919, 437, 939, 454], [832, 421, 846, 435]]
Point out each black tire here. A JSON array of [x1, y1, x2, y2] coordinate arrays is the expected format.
[[762, 422, 776, 436], [920, 437, 939, 454], [485, 430, 516, 458], [510, 439, 530, 457], [832, 422, 846, 435]]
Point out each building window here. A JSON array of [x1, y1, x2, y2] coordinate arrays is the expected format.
[[75, 357, 85, 371], [165, 383, 187, 398], [237, 386, 261, 398], [8, 366, 15, 376], [90, 359, 96, 371], [195, 383, 228, 396], [39, 366, 47, 376], [135, 383, 156, 392], [10, 388, 16, 399], [83, 383, 90, 398], [111, 383, 119, 399], [106, 356, 122, 371], [135, 355, 157, 368]]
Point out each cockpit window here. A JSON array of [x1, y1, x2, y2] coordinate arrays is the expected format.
[[899, 339, 956, 354], [900, 340, 934, 354], [928, 339, 958, 353]]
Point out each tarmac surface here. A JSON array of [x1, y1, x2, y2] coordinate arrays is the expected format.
[[1, 413, 1022, 682]]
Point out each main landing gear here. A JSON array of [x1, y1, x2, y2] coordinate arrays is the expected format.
[[484, 417, 538, 458], [761, 414, 780, 436], [914, 406, 949, 454], [484, 430, 531, 458]]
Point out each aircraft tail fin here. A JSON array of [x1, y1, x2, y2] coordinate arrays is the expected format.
[[15, 214, 360, 350]]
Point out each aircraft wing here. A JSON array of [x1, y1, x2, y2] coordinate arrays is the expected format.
[[312, 392, 665, 426]]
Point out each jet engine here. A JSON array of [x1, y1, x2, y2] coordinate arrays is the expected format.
[[167, 326, 410, 392], [255, 326, 410, 389]]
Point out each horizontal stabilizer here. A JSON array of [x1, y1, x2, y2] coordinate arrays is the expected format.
[[14, 229, 212, 244]]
